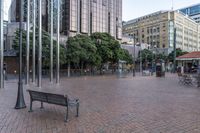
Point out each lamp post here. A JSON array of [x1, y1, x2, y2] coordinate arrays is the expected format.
[[173, 28, 177, 73], [15, 0, 26, 109], [131, 35, 136, 77], [140, 46, 142, 73], [152, 50, 156, 75], [152, 40, 156, 74]]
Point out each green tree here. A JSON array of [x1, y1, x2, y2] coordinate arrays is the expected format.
[[139, 49, 154, 63], [117, 48, 133, 64], [168, 48, 188, 62], [91, 32, 134, 73], [139, 49, 167, 62], [13, 29, 67, 68], [66, 34, 100, 75]]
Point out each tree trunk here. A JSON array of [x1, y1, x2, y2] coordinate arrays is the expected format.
[[81, 62, 84, 75], [100, 65, 103, 75]]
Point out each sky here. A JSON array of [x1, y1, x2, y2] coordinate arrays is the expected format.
[[123, 0, 200, 21], [3, 0, 11, 20]]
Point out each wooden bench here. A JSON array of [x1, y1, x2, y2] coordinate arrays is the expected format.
[[27, 90, 79, 122]]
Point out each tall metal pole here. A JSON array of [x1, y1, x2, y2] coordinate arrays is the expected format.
[[151, 50, 154, 75], [56, 0, 60, 84], [38, 0, 42, 87], [26, 0, 30, 85], [173, 28, 177, 73], [140, 47, 142, 73], [32, 0, 36, 83], [0, 0, 4, 89], [15, 0, 26, 109], [50, 0, 53, 83], [133, 35, 136, 77]]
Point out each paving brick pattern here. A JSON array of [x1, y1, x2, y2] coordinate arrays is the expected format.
[[1, 74, 200, 133]]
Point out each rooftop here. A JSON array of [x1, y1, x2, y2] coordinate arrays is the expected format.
[[124, 10, 169, 25], [176, 51, 200, 60]]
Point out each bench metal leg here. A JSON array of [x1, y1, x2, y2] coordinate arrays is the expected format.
[[65, 106, 69, 122], [40, 102, 44, 109], [29, 100, 33, 112], [76, 101, 79, 117]]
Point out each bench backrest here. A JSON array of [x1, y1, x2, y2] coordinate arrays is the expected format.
[[28, 90, 68, 106]]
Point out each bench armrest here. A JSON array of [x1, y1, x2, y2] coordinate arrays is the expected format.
[[68, 99, 79, 106]]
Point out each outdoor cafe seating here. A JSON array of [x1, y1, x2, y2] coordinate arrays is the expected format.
[[176, 51, 200, 87], [178, 73, 200, 87]]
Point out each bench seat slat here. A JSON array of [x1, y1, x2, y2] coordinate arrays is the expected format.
[[47, 94, 67, 106], [31, 91, 48, 102]]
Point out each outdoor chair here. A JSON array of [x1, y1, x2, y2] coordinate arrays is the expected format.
[[178, 73, 193, 86], [178, 73, 185, 84], [182, 74, 193, 86]]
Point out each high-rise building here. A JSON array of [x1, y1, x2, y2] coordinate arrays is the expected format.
[[62, 0, 122, 39], [123, 11, 200, 53], [8, 0, 122, 40], [178, 3, 200, 23], [9, 0, 49, 31]]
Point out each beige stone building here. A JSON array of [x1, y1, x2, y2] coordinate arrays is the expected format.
[[123, 10, 200, 53]]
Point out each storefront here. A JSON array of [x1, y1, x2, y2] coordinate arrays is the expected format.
[[176, 51, 200, 73]]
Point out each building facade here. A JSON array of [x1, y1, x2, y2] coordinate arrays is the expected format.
[[123, 11, 200, 53], [62, 0, 122, 39], [9, 0, 122, 40], [179, 3, 200, 23], [9, 0, 49, 31]]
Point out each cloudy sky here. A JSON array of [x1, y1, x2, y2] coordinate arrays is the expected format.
[[123, 0, 200, 21]]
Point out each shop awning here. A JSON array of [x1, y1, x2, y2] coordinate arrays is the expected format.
[[176, 51, 200, 61]]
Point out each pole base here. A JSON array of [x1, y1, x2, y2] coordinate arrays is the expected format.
[[133, 69, 135, 77], [15, 82, 26, 109]]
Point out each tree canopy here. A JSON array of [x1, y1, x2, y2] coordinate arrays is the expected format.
[[13, 29, 67, 67], [168, 48, 188, 62], [13, 31, 133, 74]]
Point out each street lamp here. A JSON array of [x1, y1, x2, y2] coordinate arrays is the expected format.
[[139, 45, 142, 73], [152, 50, 156, 75], [173, 28, 177, 73], [15, 0, 26, 109], [129, 34, 136, 77]]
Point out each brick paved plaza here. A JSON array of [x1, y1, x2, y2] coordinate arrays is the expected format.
[[1, 74, 200, 133]]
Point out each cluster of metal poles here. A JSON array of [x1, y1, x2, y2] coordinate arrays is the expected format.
[[0, 0, 61, 108], [25, 0, 61, 87], [16, 0, 61, 109], [0, 0, 60, 89]]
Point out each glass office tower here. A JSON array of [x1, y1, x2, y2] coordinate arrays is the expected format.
[[179, 3, 200, 23]]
